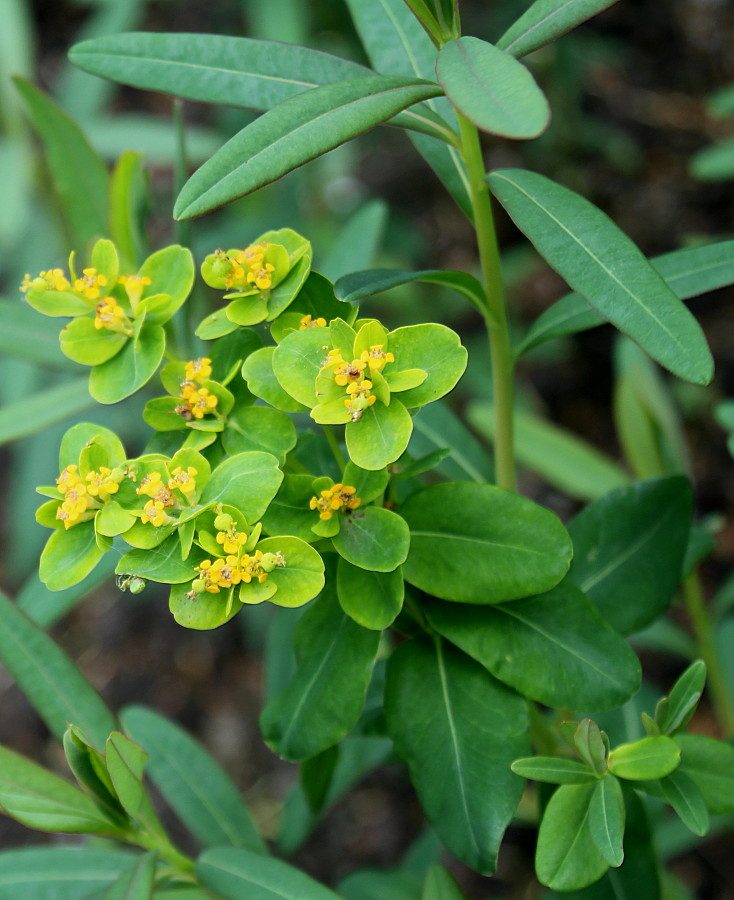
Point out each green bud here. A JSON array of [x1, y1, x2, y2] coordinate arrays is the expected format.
[[214, 513, 234, 531], [191, 578, 205, 593]]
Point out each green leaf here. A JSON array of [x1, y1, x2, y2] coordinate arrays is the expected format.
[[690, 138, 734, 182], [588, 776, 625, 867], [197, 846, 343, 900], [60, 317, 127, 366], [675, 733, 734, 814], [63, 727, 125, 826], [574, 720, 608, 777], [120, 704, 266, 852], [300, 745, 339, 814], [0, 589, 116, 751], [175, 76, 443, 220], [0, 744, 117, 834], [40, 522, 110, 591], [659, 770, 709, 835], [511, 756, 597, 785], [424, 582, 640, 710], [401, 482, 571, 603], [536, 783, 608, 891], [468, 402, 628, 501], [109, 151, 147, 270], [421, 865, 467, 900], [261, 474, 323, 543], [201, 451, 283, 523], [342, 462, 390, 505], [332, 506, 409, 573], [89, 323, 165, 403], [385, 637, 528, 874], [568, 477, 693, 634], [0, 298, 78, 370], [0, 847, 138, 899], [272, 327, 330, 408], [115, 536, 206, 585], [137, 245, 194, 324], [243, 346, 310, 412], [345, 400, 414, 471], [488, 169, 714, 385], [410, 402, 494, 483], [386, 324, 466, 408], [0, 378, 95, 446], [59, 422, 127, 470], [436, 38, 549, 139], [334, 268, 485, 311], [497, 0, 620, 59], [14, 77, 108, 248], [102, 851, 156, 900], [516, 239, 734, 356], [657, 660, 706, 734], [223, 405, 297, 466], [337, 560, 404, 630], [608, 736, 680, 781], [105, 732, 164, 837], [252, 537, 325, 608], [260, 586, 380, 761]]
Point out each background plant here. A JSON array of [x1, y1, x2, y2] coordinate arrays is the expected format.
[[1, 1, 734, 900]]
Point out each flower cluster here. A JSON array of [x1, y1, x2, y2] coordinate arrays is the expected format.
[[309, 483, 361, 520], [175, 358, 218, 421], [299, 314, 327, 329], [207, 245, 275, 292], [136, 466, 198, 526], [20, 268, 70, 293], [192, 549, 286, 594], [54, 464, 122, 529]]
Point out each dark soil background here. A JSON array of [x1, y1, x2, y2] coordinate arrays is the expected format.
[[2, 1, 734, 898]]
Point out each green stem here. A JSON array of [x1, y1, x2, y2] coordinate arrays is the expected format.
[[683, 570, 734, 737], [323, 425, 347, 473], [123, 828, 195, 875], [456, 112, 517, 492]]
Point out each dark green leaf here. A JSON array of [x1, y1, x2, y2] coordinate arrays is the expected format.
[[401, 483, 572, 603], [568, 477, 693, 634], [120, 704, 266, 852], [334, 268, 484, 311], [0, 847, 138, 900], [175, 77, 443, 220], [510, 756, 598, 785], [301, 745, 339, 814], [659, 770, 709, 835], [488, 169, 713, 385], [222, 405, 297, 466], [260, 587, 380, 761], [410, 402, 493, 483], [588, 776, 625, 867], [385, 637, 528, 874], [675, 733, 734, 814], [102, 851, 156, 900], [658, 660, 706, 734], [497, 0, 621, 59], [421, 865, 466, 900], [337, 560, 404, 630]]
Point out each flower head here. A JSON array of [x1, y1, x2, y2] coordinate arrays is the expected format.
[[94, 298, 127, 331], [118, 274, 151, 307], [21, 268, 70, 294], [360, 344, 395, 372], [168, 466, 198, 495], [140, 500, 171, 527], [309, 483, 361, 519], [300, 314, 327, 329], [184, 358, 213, 383], [74, 268, 108, 301], [85, 466, 121, 499]]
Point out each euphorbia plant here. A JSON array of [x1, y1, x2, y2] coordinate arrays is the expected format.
[[2, 0, 734, 898]]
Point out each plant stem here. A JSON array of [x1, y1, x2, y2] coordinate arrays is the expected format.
[[323, 425, 347, 473], [683, 570, 734, 737], [456, 112, 517, 492]]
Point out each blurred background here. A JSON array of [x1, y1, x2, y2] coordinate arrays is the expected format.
[[1, 0, 734, 897]]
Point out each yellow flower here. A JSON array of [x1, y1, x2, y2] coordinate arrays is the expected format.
[[21, 268, 71, 294], [118, 274, 152, 307], [344, 380, 376, 421], [193, 556, 242, 593], [216, 527, 248, 555], [85, 466, 120, 499], [189, 388, 218, 419], [94, 298, 127, 331], [309, 483, 361, 519], [333, 358, 367, 387], [140, 499, 170, 527], [168, 466, 198, 495], [75, 268, 108, 301], [241, 550, 270, 584], [56, 464, 82, 492], [184, 358, 213, 383], [299, 314, 327, 329], [136, 472, 164, 497], [360, 344, 395, 372]]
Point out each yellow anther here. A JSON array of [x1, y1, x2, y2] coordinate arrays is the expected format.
[[75, 268, 108, 301], [184, 358, 213, 383], [136, 472, 164, 497], [56, 464, 82, 492], [140, 500, 170, 527], [188, 388, 218, 419], [309, 483, 361, 519], [21, 268, 71, 294], [194, 556, 243, 593], [168, 466, 197, 494], [94, 297, 127, 331], [299, 314, 327, 329]]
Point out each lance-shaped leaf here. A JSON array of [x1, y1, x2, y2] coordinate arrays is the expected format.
[[385, 637, 528, 874], [334, 268, 485, 311], [497, 0, 621, 59], [401, 482, 572, 604], [102, 851, 157, 900], [659, 770, 709, 836], [120, 705, 266, 853], [568, 476, 693, 634], [436, 38, 550, 139], [656, 659, 706, 734], [675, 734, 734, 814], [0, 847, 140, 900], [422, 865, 467, 900], [516, 239, 734, 356], [424, 583, 641, 710], [488, 169, 714, 385], [260, 587, 380, 761], [197, 846, 343, 900], [588, 776, 625, 867], [174, 76, 443, 220], [511, 756, 598, 785]]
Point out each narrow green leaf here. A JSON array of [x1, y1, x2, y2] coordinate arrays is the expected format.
[[436, 38, 549, 139], [175, 76, 442, 220], [260, 587, 380, 761], [0, 847, 138, 899], [421, 865, 467, 900], [575, 720, 608, 777], [197, 846, 343, 900], [468, 402, 627, 501], [424, 582, 640, 710], [334, 268, 485, 311], [510, 757, 598, 785], [536, 784, 608, 891], [608, 736, 680, 781], [101, 851, 156, 900], [658, 660, 706, 734], [690, 138, 734, 182], [410, 402, 494, 483], [120, 705, 266, 853], [401, 482, 572, 603], [517, 239, 734, 356], [13, 77, 108, 248], [488, 169, 714, 385], [497, 0, 621, 59], [568, 477, 693, 634], [659, 770, 709, 836], [675, 733, 734, 814], [109, 150, 148, 270], [588, 776, 625, 867], [0, 378, 94, 445], [385, 637, 528, 874]]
